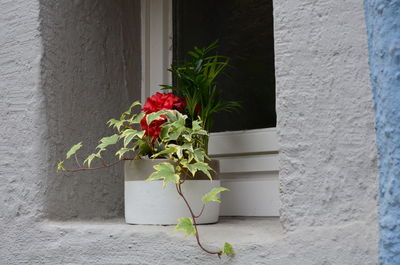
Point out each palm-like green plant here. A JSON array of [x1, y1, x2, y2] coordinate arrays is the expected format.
[[162, 41, 241, 152]]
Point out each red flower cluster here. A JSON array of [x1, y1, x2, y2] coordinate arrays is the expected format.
[[142, 92, 186, 113], [140, 92, 186, 141]]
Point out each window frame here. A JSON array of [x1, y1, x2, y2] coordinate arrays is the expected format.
[[140, 0, 280, 216]]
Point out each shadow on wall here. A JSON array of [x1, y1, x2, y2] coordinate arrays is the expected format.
[[39, 0, 141, 219]]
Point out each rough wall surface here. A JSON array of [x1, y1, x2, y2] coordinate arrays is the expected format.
[[273, 0, 379, 262], [274, 0, 378, 232], [0, 218, 380, 265], [0, 0, 379, 264], [40, 0, 141, 219], [0, 0, 44, 252], [364, 0, 400, 264]]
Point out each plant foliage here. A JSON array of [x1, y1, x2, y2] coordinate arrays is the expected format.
[[162, 41, 241, 151], [57, 103, 233, 256], [174, 217, 196, 237], [57, 43, 240, 257]]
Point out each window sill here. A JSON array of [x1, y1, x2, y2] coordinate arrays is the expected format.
[[41, 217, 284, 246]]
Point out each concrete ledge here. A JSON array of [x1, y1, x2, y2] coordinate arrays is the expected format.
[[5, 216, 377, 264], [41, 217, 284, 246]]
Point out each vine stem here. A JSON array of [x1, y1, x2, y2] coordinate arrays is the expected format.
[[176, 182, 222, 257], [65, 157, 222, 256], [64, 158, 134, 172], [193, 204, 205, 219], [74, 153, 82, 168]]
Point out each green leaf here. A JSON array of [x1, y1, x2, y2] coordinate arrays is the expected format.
[[170, 113, 187, 128], [166, 128, 184, 141], [66, 142, 83, 159], [174, 217, 196, 237], [164, 110, 178, 122], [182, 134, 192, 142], [165, 42, 240, 135], [168, 144, 184, 159], [146, 162, 180, 187], [120, 101, 141, 120], [202, 187, 229, 204], [192, 120, 202, 131], [166, 109, 187, 123], [146, 110, 169, 125], [159, 124, 171, 140], [151, 145, 178, 159], [194, 129, 208, 136], [121, 130, 144, 147], [120, 111, 130, 121], [121, 128, 136, 138], [107, 119, 125, 132], [187, 51, 200, 59], [115, 148, 131, 159], [130, 112, 145, 124], [222, 242, 234, 256], [124, 133, 136, 147], [137, 139, 152, 157], [57, 161, 65, 172], [96, 134, 119, 150], [186, 162, 213, 179], [128, 100, 141, 110], [83, 153, 101, 168], [193, 149, 205, 162], [181, 143, 194, 157]]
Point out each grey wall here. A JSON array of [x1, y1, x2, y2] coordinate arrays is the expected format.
[[275, 0, 378, 231], [1, 0, 141, 262], [0, 0, 379, 264], [40, 0, 141, 219], [0, 0, 43, 228]]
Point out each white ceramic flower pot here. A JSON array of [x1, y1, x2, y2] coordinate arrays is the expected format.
[[124, 159, 221, 225]]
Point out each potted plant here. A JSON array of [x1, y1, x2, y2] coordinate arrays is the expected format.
[[124, 93, 222, 225], [57, 42, 238, 257], [163, 40, 241, 151]]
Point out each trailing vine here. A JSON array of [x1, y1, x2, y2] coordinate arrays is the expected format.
[[57, 104, 234, 257]]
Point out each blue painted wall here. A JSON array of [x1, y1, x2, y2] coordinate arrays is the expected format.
[[364, 0, 400, 264]]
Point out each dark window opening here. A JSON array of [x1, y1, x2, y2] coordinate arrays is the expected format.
[[173, 0, 276, 132]]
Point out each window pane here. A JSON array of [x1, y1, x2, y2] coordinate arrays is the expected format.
[[173, 0, 276, 132]]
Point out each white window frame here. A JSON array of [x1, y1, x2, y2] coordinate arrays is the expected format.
[[140, 0, 173, 103], [141, 0, 280, 216]]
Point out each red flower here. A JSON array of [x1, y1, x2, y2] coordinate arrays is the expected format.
[[140, 118, 165, 141], [140, 92, 186, 141], [142, 92, 186, 114]]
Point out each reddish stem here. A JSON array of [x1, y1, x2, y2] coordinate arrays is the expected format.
[[176, 183, 222, 257], [64, 158, 134, 172], [193, 204, 205, 219], [74, 154, 81, 168], [65, 157, 221, 256]]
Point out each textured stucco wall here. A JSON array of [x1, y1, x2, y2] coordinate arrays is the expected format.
[[364, 0, 400, 264], [0, 0, 141, 262], [275, 0, 378, 232], [0, 0, 379, 264], [273, 0, 379, 261], [0, 0, 43, 236], [40, 0, 141, 219]]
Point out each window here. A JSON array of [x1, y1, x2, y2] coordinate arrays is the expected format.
[[173, 0, 276, 132], [141, 0, 279, 216]]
